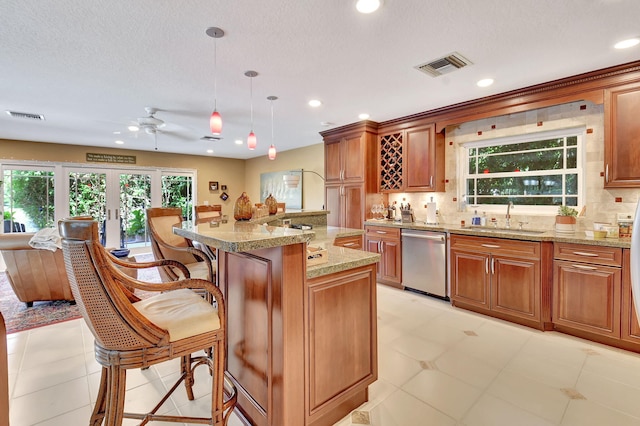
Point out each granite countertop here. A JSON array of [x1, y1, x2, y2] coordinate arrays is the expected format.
[[364, 219, 631, 249], [246, 209, 329, 225], [175, 222, 379, 278]]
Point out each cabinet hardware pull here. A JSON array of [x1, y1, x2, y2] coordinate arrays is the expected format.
[[605, 164, 609, 183], [430, 175, 433, 187], [491, 258, 495, 274], [571, 264, 598, 271], [376, 231, 387, 234], [343, 242, 356, 246], [485, 258, 489, 274], [572, 251, 598, 257], [481, 244, 501, 248], [379, 241, 383, 254]]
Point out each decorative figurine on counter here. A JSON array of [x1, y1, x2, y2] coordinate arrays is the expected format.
[[234, 192, 253, 221], [265, 193, 278, 215]]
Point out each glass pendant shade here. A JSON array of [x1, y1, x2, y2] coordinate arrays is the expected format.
[[210, 110, 222, 135], [247, 131, 257, 150], [268, 144, 276, 160]]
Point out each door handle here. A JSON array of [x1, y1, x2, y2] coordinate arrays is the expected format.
[[430, 175, 434, 187], [115, 209, 119, 220], [605, 164, 609, 183], [107, 209, 111, 220], [491, 258, 495, 274], [485, 258, 489, 274]]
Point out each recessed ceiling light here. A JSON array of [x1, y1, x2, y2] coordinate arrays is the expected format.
[[206, 149, 214, 154], [614, 38, 640, 49], [113, 131, 121, 135], [115, 140, 124, 145], [356, 0, 382, 14], [128, 125, 139, 132], [358, 113, 370, 120], [477, 78, 494, 88], [235, 139, 243, 145], [320, 121, 334, 127], [308, 99, 322, 107]]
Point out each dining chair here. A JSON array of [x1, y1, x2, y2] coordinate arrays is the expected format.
[[146, 207, 214, 282], [58, 218, 236, 425], [195, 204, 223, 223]]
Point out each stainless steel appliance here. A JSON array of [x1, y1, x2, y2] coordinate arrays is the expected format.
[[401, 229, 448, 299]]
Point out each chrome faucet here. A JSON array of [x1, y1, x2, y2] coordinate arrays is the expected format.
[[505, 201, 514, 229]]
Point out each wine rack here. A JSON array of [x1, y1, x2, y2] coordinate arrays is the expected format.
[[380, 132, 403, 191]]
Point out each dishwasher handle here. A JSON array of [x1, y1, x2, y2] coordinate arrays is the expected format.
[[402, 233, 445, 243]]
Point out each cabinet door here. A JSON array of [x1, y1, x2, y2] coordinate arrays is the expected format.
[[342, 183, 364, 230], [553, 260, 621, 338], [325, 141, 342, 183], [342, 135, 366, 183], [621, 249, 640, 344], [325, 184, 342, 227], [604, 82, 640, 188], [451, 249, 491, 311], [491, 255, 540, 321], [365, 236, 382, 277], [380, 239, 402, 285], [404, 125, 436, 191]]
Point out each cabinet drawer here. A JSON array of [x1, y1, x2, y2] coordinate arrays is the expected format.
[[450, 234, 540, 259], [334, 235, 363, 250], [365, 226, 400, 239], [554, 243, 622, 267]]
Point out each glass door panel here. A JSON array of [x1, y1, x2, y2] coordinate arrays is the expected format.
[[162, 174, 194, 220], [120, 173, 151, 248], [3, 168, 55, 232], [68, 171, 107, 242]]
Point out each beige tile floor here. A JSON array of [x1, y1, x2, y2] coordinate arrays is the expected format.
[[7, 284, 640, 425]]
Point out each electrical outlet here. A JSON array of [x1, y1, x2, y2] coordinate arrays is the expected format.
[[282, 219, 292, 227], [617, 213, 633, 221]]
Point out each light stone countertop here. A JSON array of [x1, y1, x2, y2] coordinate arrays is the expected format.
[[175, 221, 379, 278], [364, 219, 632, 249]]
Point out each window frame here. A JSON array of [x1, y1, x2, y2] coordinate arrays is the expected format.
[[457, 127, 585, 216]]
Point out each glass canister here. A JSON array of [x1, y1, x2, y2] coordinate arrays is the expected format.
[[233, 192, 253, 221]]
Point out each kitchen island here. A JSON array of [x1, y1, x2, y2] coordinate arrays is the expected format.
[[175, 221, 379, 426]]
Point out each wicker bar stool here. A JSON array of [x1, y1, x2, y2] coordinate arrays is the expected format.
[[147, 207, 215, 283], [58, 218, 236, 425]]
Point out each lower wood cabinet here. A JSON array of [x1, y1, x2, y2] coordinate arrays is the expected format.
[[621, 249, 640, 345], [450, 234, 552, 330], [364, 226, 402, 288], [305, 264, 377, 426]]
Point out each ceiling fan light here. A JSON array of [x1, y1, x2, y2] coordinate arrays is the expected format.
[[128, 125, 139, 132], [210, 110, 222, 135], [268, 144, 276, 160], [247, 131, 257, 150]]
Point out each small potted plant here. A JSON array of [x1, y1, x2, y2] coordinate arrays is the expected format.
[[556, 205, 579, 233]]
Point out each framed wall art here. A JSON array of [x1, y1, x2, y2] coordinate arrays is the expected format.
[[260, 169, 302, 209], [209, 181, 219, 191]]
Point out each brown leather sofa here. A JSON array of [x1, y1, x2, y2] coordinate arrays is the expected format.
[[0, 232, 74, 307]]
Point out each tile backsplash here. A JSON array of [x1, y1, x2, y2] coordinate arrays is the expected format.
[[386, 101, 640, 232]]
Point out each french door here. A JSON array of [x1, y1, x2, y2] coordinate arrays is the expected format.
[[67, 168, 153, 249]]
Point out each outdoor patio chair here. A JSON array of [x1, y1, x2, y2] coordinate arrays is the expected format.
[[58, 218, 236, 425], [147, 207, 215, 282]]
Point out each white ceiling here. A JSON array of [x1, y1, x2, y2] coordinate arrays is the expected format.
[[1, 0, 639, 160]]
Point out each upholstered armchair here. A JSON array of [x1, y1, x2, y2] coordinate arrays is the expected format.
[[0, 232, 73, 307]]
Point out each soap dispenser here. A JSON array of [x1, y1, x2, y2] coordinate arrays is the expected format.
[[472, 210, 481, 226]]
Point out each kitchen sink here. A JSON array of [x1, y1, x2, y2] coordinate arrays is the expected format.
[[469, 227, 547, 235]]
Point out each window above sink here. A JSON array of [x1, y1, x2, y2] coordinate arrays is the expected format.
[[459, 127, 585, 216]]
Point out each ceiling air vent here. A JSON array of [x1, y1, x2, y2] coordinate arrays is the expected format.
[[414, 52, 472, 77], [5, 110, 45, 121]]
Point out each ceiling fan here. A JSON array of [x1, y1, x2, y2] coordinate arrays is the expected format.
[[126, 107, 195, 148]]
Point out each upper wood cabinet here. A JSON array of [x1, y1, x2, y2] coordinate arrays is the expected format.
[[379, 123, 445, 193], [321, 121, 381, 229], [604, 81, 640, 188]]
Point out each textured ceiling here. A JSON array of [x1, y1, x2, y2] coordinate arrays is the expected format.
[[1, 0, 639, 160]]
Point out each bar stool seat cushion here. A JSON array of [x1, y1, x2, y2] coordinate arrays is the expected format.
[[133, 289, 220, 342]]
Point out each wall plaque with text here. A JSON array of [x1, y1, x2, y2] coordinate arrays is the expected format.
[[86, 153, 136, 164]]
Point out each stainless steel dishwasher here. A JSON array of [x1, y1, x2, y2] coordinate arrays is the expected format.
[[401, 229, 448, 299]]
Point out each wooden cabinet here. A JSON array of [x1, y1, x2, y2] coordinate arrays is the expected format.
[[365, 226, 402, 288], [305, 264, 377, 426], [553, 243, 623, 341], [378, 123, 445, 193], [450, 234, 552, 330], [334, 235, 363, 250], [321, 121, 380, 229], [621, 249, 640, 345], [604, 82, 640, 187]]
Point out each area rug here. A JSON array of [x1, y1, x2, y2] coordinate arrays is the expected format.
[[1, 253, 160, 334]]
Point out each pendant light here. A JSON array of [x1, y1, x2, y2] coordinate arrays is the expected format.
[[267, 96, 278, 160], [206, 27, 224, 135], [245, 70, 258, 150]]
